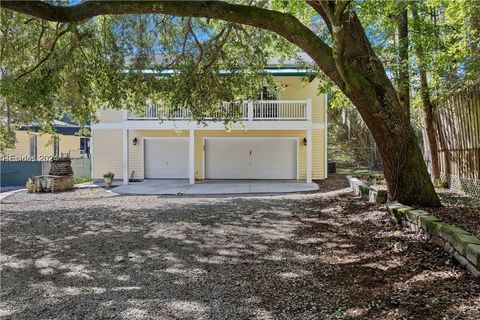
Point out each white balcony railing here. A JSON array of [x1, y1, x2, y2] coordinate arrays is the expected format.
[[127, 99, 311, 121]]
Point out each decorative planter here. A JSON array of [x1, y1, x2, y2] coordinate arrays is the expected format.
[[104, 177, 113, 188], [26, 184, 34, 193]]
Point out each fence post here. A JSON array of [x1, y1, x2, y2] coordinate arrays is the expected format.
[[247, 100, 254, 122]]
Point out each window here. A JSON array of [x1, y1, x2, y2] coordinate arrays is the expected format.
[[53, 136, 59, 158], [255, 86, 280, 118], [257, 85, 279, 101], [29, 134, 37, 160], [80, 137, 90, 158]]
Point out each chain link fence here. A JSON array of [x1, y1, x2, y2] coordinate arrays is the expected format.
[[328, 147, 383, 174]]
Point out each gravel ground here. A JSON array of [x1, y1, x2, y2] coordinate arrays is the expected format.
[[0, 186, 23, 193], [1, 182, 479, 319]]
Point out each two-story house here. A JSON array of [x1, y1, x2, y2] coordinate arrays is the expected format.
[[91, 61, 327, 185]]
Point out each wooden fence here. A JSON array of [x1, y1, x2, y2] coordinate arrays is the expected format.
[[430, 84, 480, 197]]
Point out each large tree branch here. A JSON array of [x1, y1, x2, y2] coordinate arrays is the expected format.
[[0, 0, 343, 88], [15, 24, 71, 80]]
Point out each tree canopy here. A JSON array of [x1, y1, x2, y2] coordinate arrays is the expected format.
[[2, 0, 477, 206]]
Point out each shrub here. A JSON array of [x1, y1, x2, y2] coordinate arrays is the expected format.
[[74, 177, 92, 184], [103, 172, 115, 179]]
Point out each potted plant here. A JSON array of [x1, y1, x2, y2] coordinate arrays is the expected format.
[[26, 178, 35, 193], [103, 172, 115, 188]]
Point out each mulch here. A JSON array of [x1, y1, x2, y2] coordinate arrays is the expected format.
[[424, 189, 480, 239]]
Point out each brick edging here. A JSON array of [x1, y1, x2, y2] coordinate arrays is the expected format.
[[387, 202, 480, 277]]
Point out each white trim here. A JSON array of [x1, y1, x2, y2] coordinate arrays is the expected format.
[[92, 121, 325, 130], [202, 137, 299, 180], [324, 94, 328, 179], [141, 137, 190, 180], [90, 129, 94, 179], [307, 129, 312, 183], [189, 129, 195, 184], [202, 139, 205, 180], [122, 129, 129, 185], [306, 98, 313, 122]]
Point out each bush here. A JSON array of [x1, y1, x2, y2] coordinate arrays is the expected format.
[[74, 177, 92, 184]]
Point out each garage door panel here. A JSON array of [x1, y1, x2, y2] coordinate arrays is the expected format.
[[205, 138, 296, 179], [144, 139, 188, 179]]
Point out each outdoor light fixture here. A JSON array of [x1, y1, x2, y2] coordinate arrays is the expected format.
[[303, 137, 307, 146], [132, 137, 138, 145]]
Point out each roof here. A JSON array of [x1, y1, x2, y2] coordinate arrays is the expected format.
[[19, 121, 89, 136], [125, 52, 315, 76]]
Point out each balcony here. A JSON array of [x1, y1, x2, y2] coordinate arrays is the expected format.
[[127, 100, 311, 121]]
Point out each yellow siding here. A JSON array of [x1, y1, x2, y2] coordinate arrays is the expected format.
[[59, 135, 81, 157], [37, 134, 53, 158], [96, 108, 124, 123], [274, 76, 325, 123], [92, 128, 326, 181], [2, 131, 30, 158], [92, 129, 123, 179], [128, 130, 189, 180], [2, 131, 81, 160], [312, 129, 326, 179]]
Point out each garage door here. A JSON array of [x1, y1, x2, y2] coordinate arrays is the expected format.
[[144, 138, 188, 178], [205, 138, 297, 179]]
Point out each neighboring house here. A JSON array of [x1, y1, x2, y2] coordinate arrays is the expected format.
[[92, 60, 328, 185], [1, 120, 90, 160]]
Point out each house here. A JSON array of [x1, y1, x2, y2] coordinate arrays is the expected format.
[[1, 120, 90, 160], [91, 60, 327, 185]]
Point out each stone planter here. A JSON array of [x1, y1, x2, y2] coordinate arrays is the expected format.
[[347, 176, 387, 204]]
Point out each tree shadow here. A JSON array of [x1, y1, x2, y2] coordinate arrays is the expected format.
[[1, 190, 478, 319]]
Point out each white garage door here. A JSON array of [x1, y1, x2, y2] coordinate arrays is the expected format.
[[205, 138, 297, 179], [144, 138, 189, 178]]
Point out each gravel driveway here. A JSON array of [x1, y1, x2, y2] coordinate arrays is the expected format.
[[1, 184, 479, 319]]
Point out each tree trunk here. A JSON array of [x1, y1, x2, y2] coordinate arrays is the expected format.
[[397, 0, 410, 118], [412, 5, 441, 182], [0, 0, 442, 206], [419, 69, 441, 182]]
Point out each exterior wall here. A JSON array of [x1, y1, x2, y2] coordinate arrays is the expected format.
[[2, 130, 81, 160], [37, 134, 53, 158], [92, 129, 124, 179], [96, 108, 124, 123], [92, 129, 325, 181], [2, 131, 30, 158], [312, 129, 326, 179], [275, 77, 325, 123], [194, 130, 318, 180], [59, 135, 81, 157], [91, 75, 328, 182], [95, 76, 326, 124], [128, 130, 189, 180]]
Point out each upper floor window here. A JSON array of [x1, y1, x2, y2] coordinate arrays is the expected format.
[[29, 134, 37, 159], [257, 85, 280, 101]]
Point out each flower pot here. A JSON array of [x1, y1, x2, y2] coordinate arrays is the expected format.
[[26, 184, 34, 193], [104, 177, 113, 188]]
